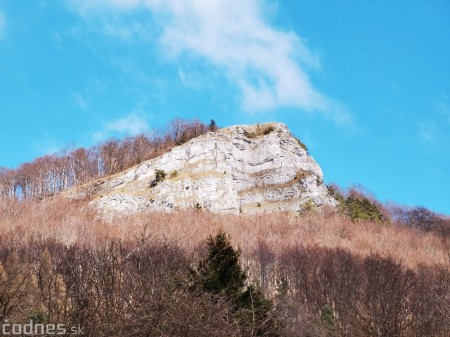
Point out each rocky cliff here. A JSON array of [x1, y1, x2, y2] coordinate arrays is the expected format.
[[79, 122, 336, 215]]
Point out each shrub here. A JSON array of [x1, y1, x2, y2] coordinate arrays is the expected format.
[[328, 185, 386, 223], [263, 125, 275, 134], [295, 137, 309, 154], [243, 124, 276, 138], [150, 169, 166, 187], [294, 169, 310, 181], [299, 198, 315, 215], [345, 196, 384, 222], [243, 129, 256, 138], [155, 169, 166, 181], [320, 304, 336, 331]]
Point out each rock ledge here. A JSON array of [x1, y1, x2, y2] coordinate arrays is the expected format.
[[84, 122, 336, 215]]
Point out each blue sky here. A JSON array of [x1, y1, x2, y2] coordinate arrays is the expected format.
[[0, 0, 449, 214]]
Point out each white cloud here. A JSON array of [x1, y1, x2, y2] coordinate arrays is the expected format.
[[93, 112, 150, 141], [69, 0, 352, 124], [0, 11, 6, 40], [152, 1, 325, 111]]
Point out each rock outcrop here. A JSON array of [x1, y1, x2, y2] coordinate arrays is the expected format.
[[80, 122, 336, 215]]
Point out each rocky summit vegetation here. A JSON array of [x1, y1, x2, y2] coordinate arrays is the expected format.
[[0, 119, 449, 336]]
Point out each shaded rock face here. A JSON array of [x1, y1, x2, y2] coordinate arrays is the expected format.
[[88, 123, 336, 215]]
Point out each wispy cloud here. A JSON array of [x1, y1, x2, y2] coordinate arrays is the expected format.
[[418, 123, 438, 145], [178, 68, 208, 90], [72, 92, 89, 111], [416, 94, 450, 148], [68, 0, 352, 124], [34, 133, 66, 157], [103, 21, 149, 41], [0, 11, 6, 40], [68, 0, 144, 16], [93, 112, 150, 141], [433, 93, 450, 124]]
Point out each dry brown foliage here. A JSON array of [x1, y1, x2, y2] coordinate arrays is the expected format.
[[0, 198, 449, 336], [2, 198, 444, 269]]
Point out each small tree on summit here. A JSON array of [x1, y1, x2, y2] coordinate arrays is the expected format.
[[209, 119, 218, 131]]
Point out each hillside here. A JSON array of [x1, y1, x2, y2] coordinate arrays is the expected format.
[[0, 120, 449, 337], [71, 122, 336, 215], [0, 197, 448, 337]]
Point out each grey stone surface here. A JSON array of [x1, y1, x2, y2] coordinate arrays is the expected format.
[[86, 122, 336, 215]]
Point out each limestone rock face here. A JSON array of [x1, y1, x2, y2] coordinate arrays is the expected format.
[[87, 123, 336, 215]]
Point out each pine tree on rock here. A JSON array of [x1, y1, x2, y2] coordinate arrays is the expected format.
[[209, 119, 218, 131]]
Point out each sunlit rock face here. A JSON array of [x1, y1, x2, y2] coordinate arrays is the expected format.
[[86, 122, 336, 215]]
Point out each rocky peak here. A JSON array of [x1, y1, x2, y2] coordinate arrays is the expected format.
[[84, 122, 336, 215]]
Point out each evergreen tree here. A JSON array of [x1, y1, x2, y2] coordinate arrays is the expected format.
[[197, 232, 246, 298], [192, 232, 280, 336], [209, 119, 218, 131], [345, 196, 384, 222]]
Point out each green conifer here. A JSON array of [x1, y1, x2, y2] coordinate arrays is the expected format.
[[193, 232, 280, 336]]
